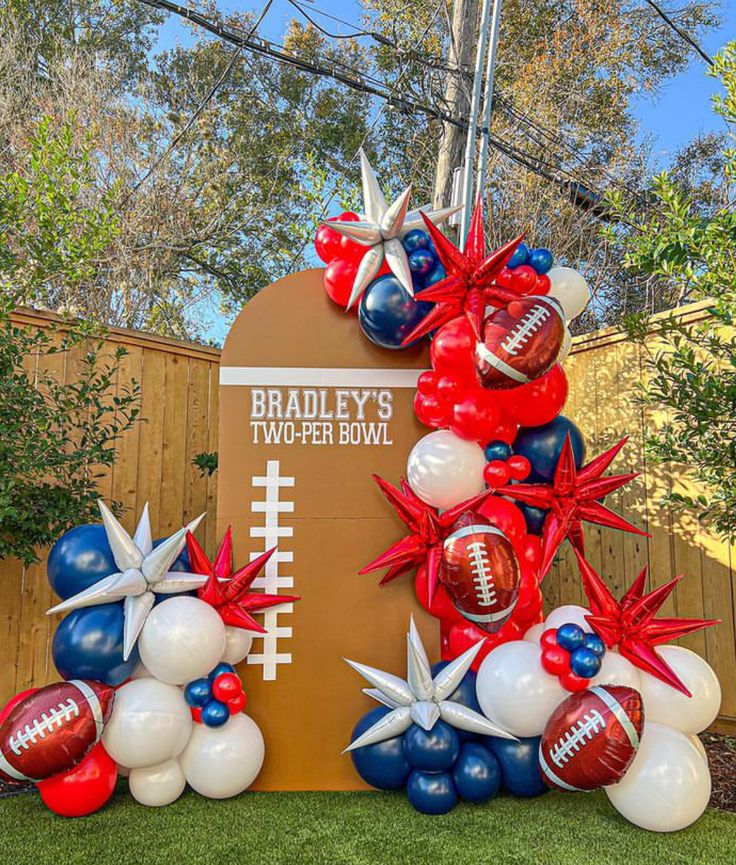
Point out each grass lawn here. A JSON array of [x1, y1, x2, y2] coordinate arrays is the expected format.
[[2, 787, 736, 865]]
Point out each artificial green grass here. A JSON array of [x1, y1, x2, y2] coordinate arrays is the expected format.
[[2, 786, 736, 865]]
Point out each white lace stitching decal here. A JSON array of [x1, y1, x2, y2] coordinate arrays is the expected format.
[[467, 541, 497, 607], [10, 699, 80, 755], [501, 303, 551, 356], [550, 709, 606, 768]]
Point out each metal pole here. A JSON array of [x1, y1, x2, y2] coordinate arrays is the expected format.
[[477, 0, 503, 197], [459, 0, 493, 241]]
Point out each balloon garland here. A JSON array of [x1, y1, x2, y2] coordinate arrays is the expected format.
[[318, 156, 722, 831]]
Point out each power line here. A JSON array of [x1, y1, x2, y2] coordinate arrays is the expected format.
[[641, 0, 713, 65]]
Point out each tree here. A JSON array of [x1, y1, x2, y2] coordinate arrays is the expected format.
[[605, 42, 736, 539]]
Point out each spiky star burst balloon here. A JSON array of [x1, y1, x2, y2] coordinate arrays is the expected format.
[[401, 195, 526, 344], [344, 617, 514, 751], [47, 501, 206, 659], [325, 148, 461, 310], [186, 528, 300, 631], [501, 435, 648, 576], [575, 549, 719, 695]]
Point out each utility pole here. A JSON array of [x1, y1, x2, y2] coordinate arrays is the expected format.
[[432, 0, 481, 210], [477, 0, 503, 199]]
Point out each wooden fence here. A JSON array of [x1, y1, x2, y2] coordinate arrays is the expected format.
[[2, 301, 735, 731]]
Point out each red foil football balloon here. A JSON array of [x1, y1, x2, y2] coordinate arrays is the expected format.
[[538, 685, 644, 792], [475, 295, 565, 389], [441, 512, 520, 633], [0, 680, 114, 784]]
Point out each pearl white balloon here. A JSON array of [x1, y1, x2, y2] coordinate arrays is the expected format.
[[102, 679, 192, 770], [180, 713, 265, 799], [689, 734, 707, 763], [406, 430, 486, 510], [557, 327, 573, 364], [221, 627, 253, 665], [547, 267, 590, 320], [129, 759, 186, 807], [544, 605, 593, 633], [523, 623, 546, 644], [139, 596, 226, 685], [590, 650, 641, 691], [476, 640, 567, 737], [605, 722, 711, 832], [639, 645, 721, 735]]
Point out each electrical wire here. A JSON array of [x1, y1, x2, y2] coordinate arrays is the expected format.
[[641, 0, 713, 65]]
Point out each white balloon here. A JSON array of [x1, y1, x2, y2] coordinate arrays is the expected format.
[[689, 734, 708, 763], [639, 645, 721, 735], [605, 722, 711, 832], [476, 640, 567, 737], [547, 267, 590, 320], [406, 430, 486, 510], [222, 627, 254, 665], [522, 623, 546, 644], [180, 713, 265, 799], [139, 596, 226, 685], [557, 327, 573, 364], [129, 759, 186, 807], [544, 605, 593, 633], [102, 678, 192, 769], [590, 650, 641, 691]]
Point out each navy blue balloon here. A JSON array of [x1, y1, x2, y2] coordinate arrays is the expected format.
[[556, 623, 586, 652], [528, 247, 554, 275], [403, 721, 460, 772], [422, 264, 446, 288], [201, 700, 230, 727], [584, 632, 606, 657], [430, 663, 481, 714], [208, 662, 235, 681], [358, 275, 432, 349], [513, 416, 586, 483], [406, 769, 458, 815], [452, 742, 502, 803], [350, 707, 411, 790], [507, 242, 530, 269], [570, 647, 602, 678], [52, 602, 139, 686], [485, 441, 513, 462], [185, 678, 213, 707], [47, 525, 116, 601], [487, 735, 549, 798], [403, 229, 430, 254], [408, 248, 436, 277]]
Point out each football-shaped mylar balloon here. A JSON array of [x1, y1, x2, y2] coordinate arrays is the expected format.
[[539, 685, 643, 792], [441, 513, 520, 633], [0, 680, 113, 783], [475, 296, 565, 389]]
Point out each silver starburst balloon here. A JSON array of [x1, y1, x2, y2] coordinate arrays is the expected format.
[[343, 617, 515, 752], [47, 501, 208, 660], [325, 149, 462, 309]]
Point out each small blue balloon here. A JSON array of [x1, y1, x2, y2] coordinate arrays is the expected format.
[[487, 735, 548, 798], [47, 525, 117, 600], [485, 441, 513, 462], [570, 647, 602, 678], [422, 263, 446, 288], [452, 742, 502, 803], [201, 699, 230, 728], [517, 502, 548, 535], [184, 678, 213, 707], [403, 721, 460, 772], [556, 623, 586, 652], [513, 416, 586, 483], [52, 602, 140, 686], [350, 707, 411, 790], [507, 242, 530, 269], [358, 275, 432, 349], [403, 229, 430, 254], [584, 632, 606, 657], [528, 247, 554, 275], [408, 248, 436, 277], [406, 769, 458, 815], [209, 662, 236, 681]]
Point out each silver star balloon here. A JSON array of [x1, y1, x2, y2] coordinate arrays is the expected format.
[[325, 149, 462, 309], [343, 617, 515, 752], [47, 500, 208, 660]]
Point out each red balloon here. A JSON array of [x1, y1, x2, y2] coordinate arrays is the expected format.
[[507, 454, 531, 481], [519, 534, 543, 572], [415, 566, 462, 623], [436, 374, 466, 404], [323, 258, 359, 309], [535, 273, 551, 294], [0, 688, 38, 726], [338, 211, 360, 222], [510, 265, 539, 295], [430, 316, 477, 379], [483, 460, 511, 488], [559, 671, 591, 693], [450, 392, 500, 442], [414, 392, 451, 428], [540, 628, 559, 651], [191, 706, 203, 723], [541, 644, 571, 676], [212, 672, 242, 703], [228, 692, 247, 715], [417, 371, 438, 396], [339, 235, 366, 263], [495, 266, 514, 289], [314, 224, 342, 263], [511, 364, 568, 427], [37, 743, 117, 818], [476, 496, 527, 545]]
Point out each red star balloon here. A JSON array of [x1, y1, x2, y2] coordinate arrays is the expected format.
[[359, 476, 494, 601], [575, 548, 719, 695], [501, 435, 648, 576], [187, 529, 300, 632], [401, 194, 526, 344]]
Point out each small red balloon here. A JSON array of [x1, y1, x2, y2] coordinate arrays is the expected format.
[[540, 628, 559, 650], [451, 393, 500, 442], [417, 371, 438, 396], [560, 671, 591, 693], [37, 743, 117, 818], [338, 211, 360, 222], [476, 497, 527, 545], [314, 224, 342, 263], [535, 273, 551, 294], [494, 266, 514, 289], [510, 264, 539, 295], [512, 364, 568, 427], [436, 374, 465, 403], [483, 460, 511, 488], [323, 258, 359, 309], [212, 672, 242, 703], [541, 644, 571, 676], [0, 687, 38, 726], [430, 316, 477, 378], [519, 534, 543, 572], [228, 692, 247, 715], [414, 392, 451, 428], [507, 454, 531, 481], [191, 706, 203, 723]]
